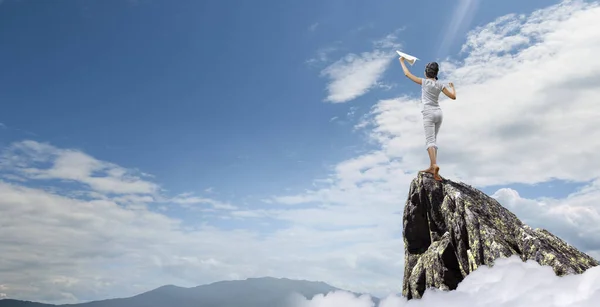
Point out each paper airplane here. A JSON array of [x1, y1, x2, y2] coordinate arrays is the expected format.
[[396, 50, 419, 65]]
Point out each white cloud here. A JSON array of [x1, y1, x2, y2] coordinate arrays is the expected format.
[[170, 193, 237, 210], [319, 30, 403, 103], [373, 29, 404, 50], [358, 0, 600, 187], [0, 140, 159, 195], [0, 140, 405, 304], [320, 50, 393, 103], [492, 178, 600, 254], [347, 107, 358, 118], [291, 255, 600, 307], [0, 175, 405, 303]]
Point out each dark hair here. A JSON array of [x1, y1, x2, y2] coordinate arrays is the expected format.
[[425, 62, 439, 80]]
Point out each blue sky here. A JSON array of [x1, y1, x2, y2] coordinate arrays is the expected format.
[[1, 0, 600, 304], [0, 0, 563, 199]]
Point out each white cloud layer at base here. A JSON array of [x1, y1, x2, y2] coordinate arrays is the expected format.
[[291, 255, 600, 307]]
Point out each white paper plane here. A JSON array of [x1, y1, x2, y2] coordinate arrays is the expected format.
[[396, 50, 419, 65]]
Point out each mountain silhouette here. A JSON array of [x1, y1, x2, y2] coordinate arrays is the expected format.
[[0, 277, 362, 307]]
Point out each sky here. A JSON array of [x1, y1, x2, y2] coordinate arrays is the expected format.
[[1, 0, 600, 304]]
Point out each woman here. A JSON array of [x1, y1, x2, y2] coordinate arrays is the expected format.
[[399, 57, 456, 181]]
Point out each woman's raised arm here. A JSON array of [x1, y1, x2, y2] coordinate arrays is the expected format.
[[399, 57, 422, 85]]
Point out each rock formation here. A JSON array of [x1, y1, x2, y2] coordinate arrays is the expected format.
[[402, 172, 599, 299]]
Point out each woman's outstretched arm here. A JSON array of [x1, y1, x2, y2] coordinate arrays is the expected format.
[[442, 82, 456, 100], [399, 57, 422, 85]]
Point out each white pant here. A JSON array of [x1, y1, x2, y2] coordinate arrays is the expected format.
[[422, 108, 443, 149]]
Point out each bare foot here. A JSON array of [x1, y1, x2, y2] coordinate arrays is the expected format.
[[432, 164, 442, 181], [420, 166, 434, 173]]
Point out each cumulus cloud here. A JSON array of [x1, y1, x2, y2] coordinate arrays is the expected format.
[[358, 0, 600, 187], [492, 178, 600, 254], [291, 255, 600, 307], [319, 30, 403, 103]]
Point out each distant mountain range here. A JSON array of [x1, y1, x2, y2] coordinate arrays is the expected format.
[[0, 277, 380, 307]]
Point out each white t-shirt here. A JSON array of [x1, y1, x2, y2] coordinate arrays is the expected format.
[[421, 78, 446, 110]]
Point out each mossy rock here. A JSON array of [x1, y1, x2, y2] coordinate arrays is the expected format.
[[402, 172, 599, 299]]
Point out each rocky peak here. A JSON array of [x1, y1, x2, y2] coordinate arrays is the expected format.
[[402, 172, 599, 299]]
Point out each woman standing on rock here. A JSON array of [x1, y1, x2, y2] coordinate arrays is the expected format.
[[399, 57, 456, 181]]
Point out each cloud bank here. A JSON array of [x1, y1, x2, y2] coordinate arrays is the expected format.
[[291, 255, 600, 307], [0, 140, 405, 304]]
